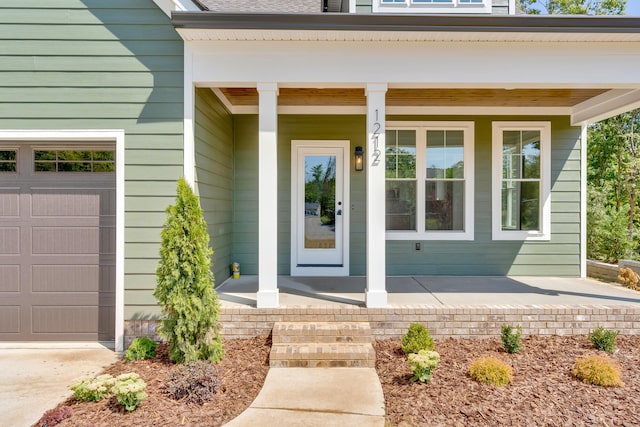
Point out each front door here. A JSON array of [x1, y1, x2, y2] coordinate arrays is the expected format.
[[291, 141, 349, 276]]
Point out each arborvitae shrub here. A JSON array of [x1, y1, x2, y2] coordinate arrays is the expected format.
[[125, 337, 158, 362], [401, 323, 435, 355], [589, 327, 619, 353], [501, 324, 522, 354], [573, 355, 623, 387], [469, 357, 513, 386], [153, 178, 224, 363]]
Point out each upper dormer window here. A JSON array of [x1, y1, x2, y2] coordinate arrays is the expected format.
[[376, 0, 490, 13]]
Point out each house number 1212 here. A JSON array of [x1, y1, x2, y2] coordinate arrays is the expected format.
[[371, 109, 381, 166]]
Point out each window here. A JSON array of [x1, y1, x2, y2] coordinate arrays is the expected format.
[[386, 122, 474, 240], [0, 150, 17, 172], [34, 149, 115, 173], [375, 0, 489, 13], [492, 122, 551, 241]]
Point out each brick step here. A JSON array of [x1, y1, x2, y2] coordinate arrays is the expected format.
[[272, 322, 372, 344], [269, 342, 376, 368], [270, 322, 375, 368]]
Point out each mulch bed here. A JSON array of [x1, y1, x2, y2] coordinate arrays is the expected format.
[[37, 335, 640, 426], [375, 335, 640, 426], [39, 337, 271, 427]]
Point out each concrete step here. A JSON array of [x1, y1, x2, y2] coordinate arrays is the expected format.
[[270, 322, 375, 368], [272, 321, 372, 344]]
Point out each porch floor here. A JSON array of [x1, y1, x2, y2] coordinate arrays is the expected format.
[[216, 276, 640, 308]]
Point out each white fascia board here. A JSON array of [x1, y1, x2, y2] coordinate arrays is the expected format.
[[188, 40, 640, 89], [152, 0, 200, 17], [571, 89, 640, 126]]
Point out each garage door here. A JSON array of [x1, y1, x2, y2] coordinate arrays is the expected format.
[[0, 145, 116, 342]]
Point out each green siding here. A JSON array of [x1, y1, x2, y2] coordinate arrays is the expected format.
[[0, 0, 184, 319], [232, 115, 581, 277], [385, 115, 581, 276], [194, 89, 234, 284]]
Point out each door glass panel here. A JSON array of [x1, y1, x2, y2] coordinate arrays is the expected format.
[[304, 155, 336, 249]]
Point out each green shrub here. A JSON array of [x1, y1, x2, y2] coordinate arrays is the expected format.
[[589, 327, 619, 353], [163, 360, 222, 404], [401, 323, 435, 355], [125, 337, 158, 362], [69, 374, 116, 402], [501, 324, 522, 354], [407, 350, 440, 383], [111, 373, 148, 412], [153, 178, 224, 364], [469, 357, 513, 386], [573, 355, 623, 387]]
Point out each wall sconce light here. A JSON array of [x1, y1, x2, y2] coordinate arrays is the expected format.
[[354, 146, 364, 171]]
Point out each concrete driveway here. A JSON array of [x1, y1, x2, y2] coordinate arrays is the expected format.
[[0, 344, 118, 427]]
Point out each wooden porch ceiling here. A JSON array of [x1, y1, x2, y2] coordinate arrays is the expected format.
[[218, 88, 609, 108]]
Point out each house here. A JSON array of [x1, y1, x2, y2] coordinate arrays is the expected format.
[[1, 0, 639, 352]]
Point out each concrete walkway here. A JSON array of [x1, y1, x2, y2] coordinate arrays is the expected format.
[[224, 368, 385, 427], [0, 345, 117, 427]]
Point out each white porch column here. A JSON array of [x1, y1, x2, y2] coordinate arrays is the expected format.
[[256, 83, 279, 308], [365, 83, 388, 307], [580, 124, 587, 278]]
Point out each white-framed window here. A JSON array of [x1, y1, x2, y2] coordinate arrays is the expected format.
[[385, 121, 474, 240], [375, 0, 490, 13], [0, 149, 18, 173], [492, 122, 551, 241]]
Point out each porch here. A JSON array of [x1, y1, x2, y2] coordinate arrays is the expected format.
[[213, 276, 640, 340]]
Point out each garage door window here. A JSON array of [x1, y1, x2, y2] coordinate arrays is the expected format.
[[0, 150, 17, 172], [34, 150, 115, 173]]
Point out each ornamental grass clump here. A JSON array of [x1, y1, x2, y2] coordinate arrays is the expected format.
[[163, 360, 222, 404], [154, 177, 224, 364], [589, 326, 619, 353], [401, 323, 435, 355], [501, 324, 522, 354], [70, 374, 116, 402], [469, 357, 513, 387], [573, 355, 623, 387], [125, 337, 158, 362], [407, 350, 440, 383], [111, 373, 148, 412]]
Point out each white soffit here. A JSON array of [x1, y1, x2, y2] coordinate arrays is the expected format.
[[176, 28, 640, 43]]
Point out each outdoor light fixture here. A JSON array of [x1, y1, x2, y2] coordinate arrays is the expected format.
[[354, 146, 364, 171]]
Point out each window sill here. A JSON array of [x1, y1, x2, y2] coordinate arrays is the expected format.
[[492, 230, 550, 241]]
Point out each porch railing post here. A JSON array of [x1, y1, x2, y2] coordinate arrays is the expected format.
[[257, 82, 279, 308], [365, 83, 388, 308]]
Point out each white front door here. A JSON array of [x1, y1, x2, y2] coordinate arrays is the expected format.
[[291, 141, 349, 276]]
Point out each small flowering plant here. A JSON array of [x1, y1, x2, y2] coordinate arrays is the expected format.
[[407, 350, 440, 383], [112, 373, 148, 412], [70, 374, 116, 402], [69, 372, 148, 412]]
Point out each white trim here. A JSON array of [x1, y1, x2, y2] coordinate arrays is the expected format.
[[211, 88, 234, 113], [222, 105, 571, 116], [290, 141, 350, 277], [365, 83, 388, 308], [152, 0, 200, 17], [580, 125, 587, 278], [385, 121, 475, 241], [0, 129, 125, 353], [571, 89, 640, 126], [491, 122, 551, 241], [508, 0, 516, 14], [183, 45, 195, 186], [256, 83, 280, 308]]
